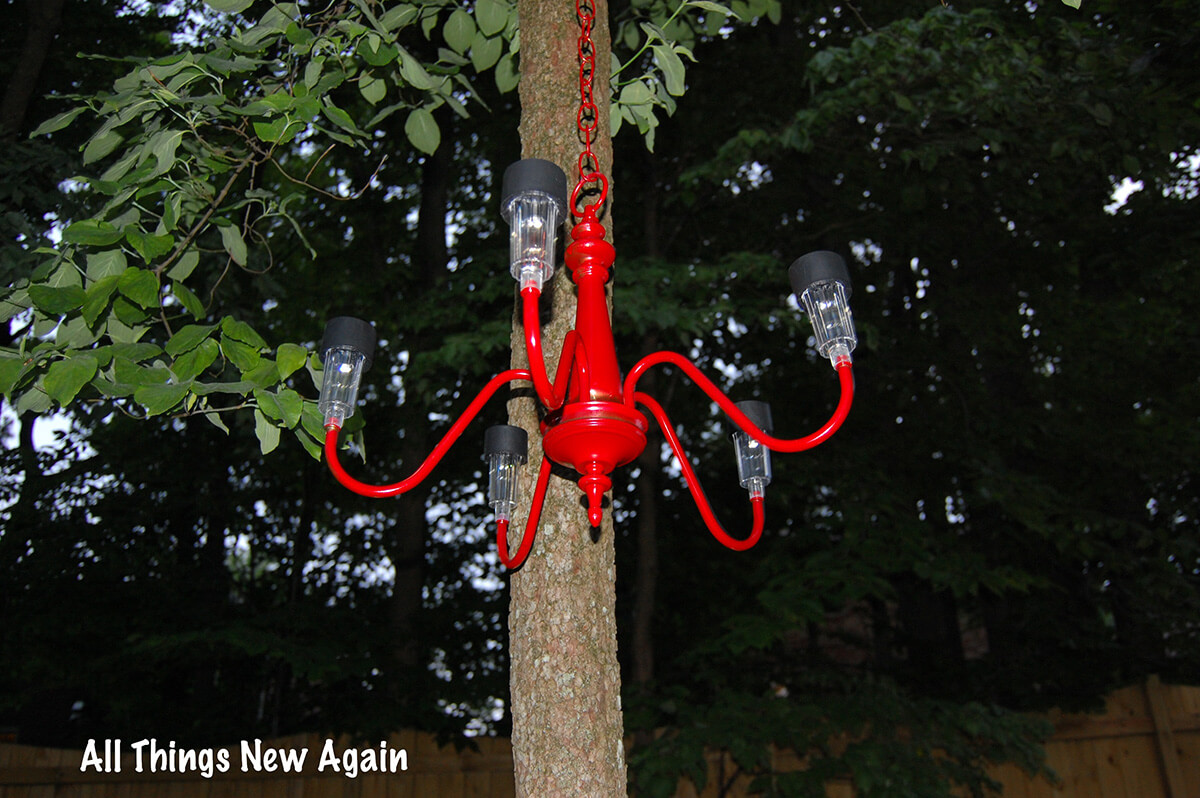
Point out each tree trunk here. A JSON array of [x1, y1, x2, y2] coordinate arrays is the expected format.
[[506, 0, 627, 795], [0, 0, 67, 137]]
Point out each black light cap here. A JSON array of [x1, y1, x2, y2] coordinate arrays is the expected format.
[[500, 158, 568, 221], [733, 400, 774, 436], [484, 424, 528, 463], [789, 250, 852, 298], [320, 316, 376, 371]]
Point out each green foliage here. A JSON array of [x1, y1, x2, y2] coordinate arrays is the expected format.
[[614, 0, 1198, 794], [5, 0, 521, 458], [610, 0, 779, 150]]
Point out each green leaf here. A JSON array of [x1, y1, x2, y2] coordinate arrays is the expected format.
[[204, 411, 230, 434], [81, 276, 119, 325], [275, 388, 303, 429], [221, 335, 262, 373], [220, 317, 268, 349], [86, 250, 128, 281], [254, 388, 284, 422], [254, 409, 281, 454], [444, 9, 476, 54], [146, 129, 185, 177], [294, 428, 323, 460], [0, 355, 26, 397], [113, 296, 149, 325], [28, 284, 87, 315], [109, 342, 162, 363], [126, 228, 175, 263], [166, 323, 218, 356], [134, 382, 190, 416], [276, 342, 308, 380], [253, 116, 300, 144], [398, 49, 434, 90], [1061, 0, 1081, 7], [405, 107, 441, 155], [687, 0, 739, 16], [219, 225, 248, 266], [495, 52, 519, 93], [470, 32, 503, 72], [475, 0, 510, 37], [652, 44, 686, 96], [204, 0, 253, 13], [301, 399, 327, 440], [380, 4, 418, 30], [82, 128, 123, 164], [358, 74, 386, 105], [321, 102, 363, 135], [171, 281, 204, 318], [620, 80, 654, 106], [30, 106, 87, 137], [117, 267, 161, 309], [105, 315, 146, 344], [172, 339, 220, 381], [167, 250, 200, 281], [16, 384, 53, 415], [242, 360, 280, 388], [44, 355, 99, 406], [62, 220, 124, 247]]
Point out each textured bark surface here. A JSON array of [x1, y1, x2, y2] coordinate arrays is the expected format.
[[506, 0, 626, 795]]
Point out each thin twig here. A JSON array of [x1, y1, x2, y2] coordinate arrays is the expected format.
[[272, 154, 387, 201], [845, 2, 873, 31], [154, 154, 254, 277], [304, 142, 337, 183]]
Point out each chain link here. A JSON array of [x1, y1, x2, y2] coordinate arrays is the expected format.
[[574, 0, 607, 215]]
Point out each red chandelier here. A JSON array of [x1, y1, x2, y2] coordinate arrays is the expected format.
[[317, 2, 857, 570]]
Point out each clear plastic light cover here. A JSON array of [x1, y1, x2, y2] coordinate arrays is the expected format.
[[319, 346, 367, 428], [733, 432, 772, 500], [800, 280, 857, 367], [506, 192, 561, 291], [486, 453, 521, 522]]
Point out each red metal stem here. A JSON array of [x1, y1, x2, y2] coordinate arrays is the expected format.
[[635, 391, 765, 551], [324, 369, 532, 498], [496, 456, 552, 570], [521, 287, 590, 410], [624, 353, 854, 453]]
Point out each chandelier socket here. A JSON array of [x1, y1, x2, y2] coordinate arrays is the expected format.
[[732, 400, 774, 499], [789, 251, 857, 367], [501, 159, 569, 291], [484, 425, 528, 524], [319, 316, 376, 428]]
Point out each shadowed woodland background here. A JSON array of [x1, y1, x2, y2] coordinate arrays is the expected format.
[[1, 0, 1197, 795]]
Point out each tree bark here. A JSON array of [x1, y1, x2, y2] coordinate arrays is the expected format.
[[507, 0, 626, 795]]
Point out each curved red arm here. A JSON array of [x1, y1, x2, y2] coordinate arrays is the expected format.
[[624, 351, 853, 453], [496, 456, 552, 570], [521, 287, 590, 410], [324, 369, 532, 498], [636, 391, 764, 551]]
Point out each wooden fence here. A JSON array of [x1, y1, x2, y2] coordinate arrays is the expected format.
[[0, 677, 1196, 797]]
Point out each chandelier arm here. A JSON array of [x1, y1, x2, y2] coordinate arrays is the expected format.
[[522, 287, 567, 409], [496, 456, 552, 570], [624, 351, 855, 453], [635, 391, 765, 551], [554, 330, 591, 407], [323, 368, 534, 498], [522, 286, 591, 410]]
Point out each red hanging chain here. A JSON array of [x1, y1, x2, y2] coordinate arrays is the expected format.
[[573, 0, 608, 215]]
